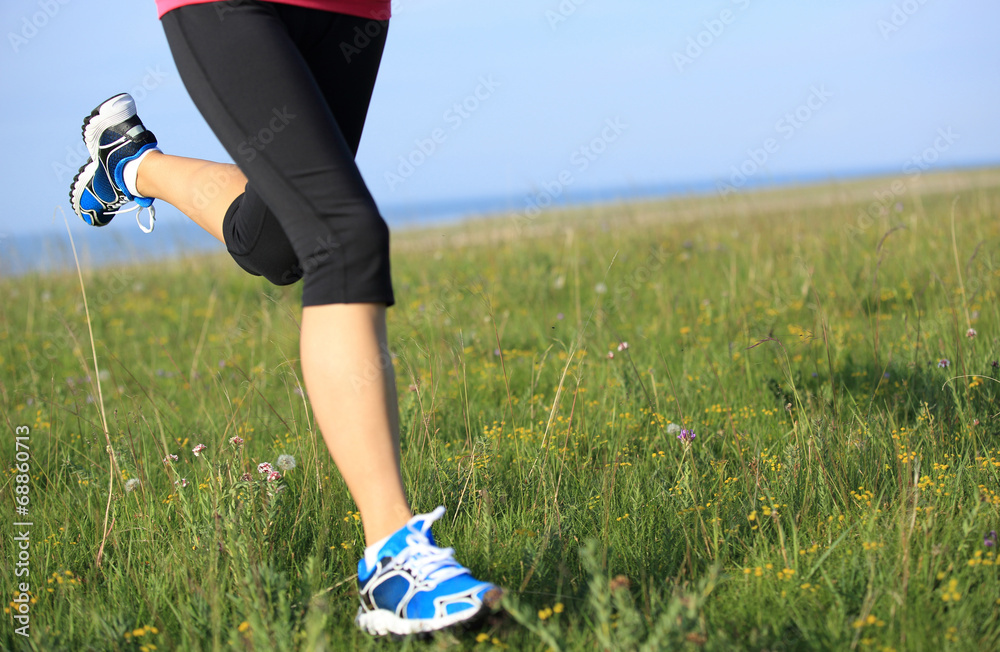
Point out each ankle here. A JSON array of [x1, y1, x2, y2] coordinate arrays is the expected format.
[[362, 507, 412, 547], [132, 149, 164, 198]]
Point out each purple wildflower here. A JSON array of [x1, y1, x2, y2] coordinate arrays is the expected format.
[[677, 428, 696, 443], [938, 359, 950, 369], [986, 531, 997, 548]]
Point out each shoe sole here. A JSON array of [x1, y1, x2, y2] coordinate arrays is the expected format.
[[81, 92, 135, 162], [69, 160, 103, 226], [354, 587, 503, 638]]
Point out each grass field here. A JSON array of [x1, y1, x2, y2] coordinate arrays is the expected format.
[[2, 169, 1000, 651]]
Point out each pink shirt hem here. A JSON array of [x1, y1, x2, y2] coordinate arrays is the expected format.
[[155, 0, 391, 20]]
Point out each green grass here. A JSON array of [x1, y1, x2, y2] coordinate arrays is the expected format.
[[2, 168, 1000, 651]]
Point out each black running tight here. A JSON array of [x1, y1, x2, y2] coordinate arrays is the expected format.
[[161, 2, 394, 306]]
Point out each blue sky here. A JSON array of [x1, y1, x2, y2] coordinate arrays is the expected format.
[[1, 0, 998, 246]]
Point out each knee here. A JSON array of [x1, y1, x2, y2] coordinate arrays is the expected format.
[[266, 258, 305, 286], [300, 202, 393, 305]]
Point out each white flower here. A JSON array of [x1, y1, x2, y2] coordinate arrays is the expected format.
[[192, 444, 207, 457], [594, 283, 608, 294], [125, 478, 140, 493], [163, 454, 178, 464], [174, 478, 189, 488], [229, 436, 244, 447], [617, 341, 629, 352], [266, 471, 282, 482], [276, 454, 296, 471], [257, 462, 273, 475], [966, 328, 977, 338]]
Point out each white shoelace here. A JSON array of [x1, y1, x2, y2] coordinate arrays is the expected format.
[[106, 202, 156, 233], [392, 507, 468, 588]]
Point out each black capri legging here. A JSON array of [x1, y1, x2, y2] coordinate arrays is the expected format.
[[161, 2, 394, 307]]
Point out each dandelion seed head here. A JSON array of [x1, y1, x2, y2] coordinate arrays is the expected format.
[[125, 478, 140, 493], [276, 454, 296, 471], [666, 423, 681, 435]]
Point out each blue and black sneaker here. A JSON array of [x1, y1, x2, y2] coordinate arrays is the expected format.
[[355, 506, 503, 636], [69, 93, 159, 232]]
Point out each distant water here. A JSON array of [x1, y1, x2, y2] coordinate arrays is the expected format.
[[7, 167, 990, 277], [1, 181, 716, 277]]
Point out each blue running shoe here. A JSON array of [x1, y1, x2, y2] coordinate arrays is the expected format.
[[69, 158, 131, 227], [71, 93, 159, 232], [355, 506, 502, 636]]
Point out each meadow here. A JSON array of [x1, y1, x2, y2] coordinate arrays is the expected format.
[[2, 168, 999, 651]]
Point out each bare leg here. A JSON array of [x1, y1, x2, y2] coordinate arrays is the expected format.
[[135, 151, 245, 244], [137, 151, 411, 545], [301, 303, 412, 544]]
